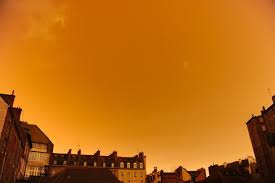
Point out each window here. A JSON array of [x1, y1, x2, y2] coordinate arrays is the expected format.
[[127, 163, 131, 168], [139, 163, 143, 169], [94, 162, 97, 167], [84, 162, 87, 166], [32, 143, 47, 152], [28, 152, 49, 162], [63, 161, 67, 165], [121, 172, 124, 177], [120, 162, 124, 168], [25, 166, 45, 177], [133, 163, 137, 169], [53, 160, 57, 165], [140, 172, 143, 177], [262, 125, 266, 131], [74, 161, 77, 166], [127, 172, 130, 177], [134, 172, 137, 177], [111, 163, 115, 168], [103, 162, 106, 167]]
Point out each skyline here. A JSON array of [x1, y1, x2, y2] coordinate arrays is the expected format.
[[1, 0, 275, 172]]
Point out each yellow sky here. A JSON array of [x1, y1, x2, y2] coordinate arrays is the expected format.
[[1, 0, 275, 172]]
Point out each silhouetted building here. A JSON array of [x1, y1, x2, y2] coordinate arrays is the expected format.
[[208, 157, 256, 178], [246, 96, 275, 182], [0, 93, 32, 182], [147, 166, 206, 183], [50, 150, 146, 183], [21, 122, 54, 178]]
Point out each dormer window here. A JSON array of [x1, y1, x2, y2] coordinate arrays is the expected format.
[[53, 160, 57, 165], [111, 163, 115, 168], [127, 162, 131, 168], [140, 163, 143, 169], [103, 162, 106, 167], [84, 162, 87, 166], [133, 163, 137, 169], [94, 162, 97, 167], [63, 161, 67, 165], [120, 162, 124, 168]]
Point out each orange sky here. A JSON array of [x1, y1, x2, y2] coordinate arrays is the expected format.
[[1, 0, 275, 172]]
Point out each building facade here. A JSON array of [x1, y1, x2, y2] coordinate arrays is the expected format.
[[0, 93, 32, 182], [246, 96, 275, 182], [21, 122, 54, 178], [147, 166, 206, 183], [50, 150, 146, 183], [208, 157, 257, 178]]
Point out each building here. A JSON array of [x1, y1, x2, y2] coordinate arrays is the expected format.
[[246, 96, 275, 182], [208, 157, 256, 178], [49, 150, 146, 183], [147, 166, 206, 183], [20, 122, 54, 178], [0, 93, 32, 182]]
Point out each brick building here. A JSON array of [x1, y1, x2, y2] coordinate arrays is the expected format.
[[21, 122, 54, 178], [49, 150, 146, 183], [0, 93, 32, 182], [246, 96, 275, 182], [147, 166, 206, 183]]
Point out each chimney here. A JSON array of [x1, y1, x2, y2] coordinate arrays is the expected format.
[[139, 152, 144, 159], [12, 108, 22, 122], [77, 149, 81, 155], [110, 151, 117, 159], [154, 167, 158, 172], [94, 150, 100, 157], [68, 149, 72, 155], [272, 95, 275, 104], [261, 106, 266, 114]]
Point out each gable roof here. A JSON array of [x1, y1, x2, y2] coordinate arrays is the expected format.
[[0, 94, 15, 106], [20, 122, 52, 145]]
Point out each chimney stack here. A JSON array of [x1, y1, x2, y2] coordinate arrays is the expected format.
[[68, 149, 72, 155], [77, 149, 81, 155], [12, 108, 22, 122], [261, 106, 266, 114], [272, 95, 275, 104]]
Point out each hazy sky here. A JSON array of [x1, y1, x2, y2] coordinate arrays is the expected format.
[[1, 0, 275, 172]]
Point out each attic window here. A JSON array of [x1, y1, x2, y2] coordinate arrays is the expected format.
[[127, 163, 131, 168], [140, 163, 143, 169], [133, 163, 137, 169]]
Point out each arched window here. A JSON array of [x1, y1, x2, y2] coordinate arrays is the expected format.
[[140, 163, 144, 169], [133, 162, 137, 169], [120, 162, 124, 168], [127, 162, 131, 168]]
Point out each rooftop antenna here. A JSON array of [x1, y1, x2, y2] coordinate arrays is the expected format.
[[12, 90, 15, 95]]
